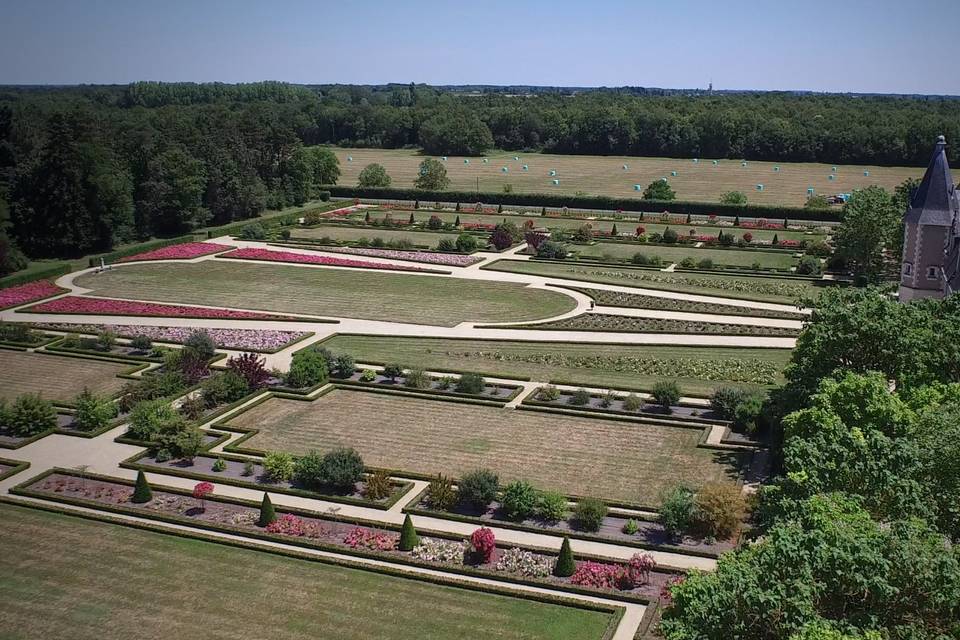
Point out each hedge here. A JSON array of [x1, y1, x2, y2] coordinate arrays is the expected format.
[[87, 235, 195, 267], [0, 263, 71, 289], [323, 186, 840, 222]]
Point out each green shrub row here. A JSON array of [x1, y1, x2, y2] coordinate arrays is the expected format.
[[0, 263, 71, 289], [87, 235, 195, 267]]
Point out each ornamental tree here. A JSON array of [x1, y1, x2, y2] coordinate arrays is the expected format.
[[192, 481, 214, 511], [469, 527, 496, 564], [73, 388, 118, 432], [8, 393, 57, 436], [500, 480, 539, 521], [399, 514, 419, 551], [833, 185, 901, 284], [414, 158, 450, 190], [227, 352, 269, 390], [131, 470, 153, 503], [357, 163, 391, 188], [258, 492, 276, 527], [553, 537, 576, 577], [642, 179, 676, 201]]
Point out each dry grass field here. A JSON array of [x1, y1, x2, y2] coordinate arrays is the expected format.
[[74, 261, 578, 327], [228, 388, 748, 506], [332, 147, 923, 206], [0, 350, 130, 402], [0, 503, 613, 640]]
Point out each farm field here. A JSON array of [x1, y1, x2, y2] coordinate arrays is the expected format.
[[331, 147, 923, 206], [73, 261, 577, 327], [483, 259, 821, 304], [320, 335, 792, 393], [0, 350, 130, 402], [572, 242, 799, 270], [228, 388, 748, 506], [350, 209, 827, 243], [0, 503, 614, 640], [293, 224, 463, 248]]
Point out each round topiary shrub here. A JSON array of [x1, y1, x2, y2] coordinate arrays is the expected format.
[[458, 468, 499, 510], [500, 480, 539, 521]]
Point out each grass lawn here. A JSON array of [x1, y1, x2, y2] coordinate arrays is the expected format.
[[321, 335, 791, 393], [229, 388, 748, 505], [482, 259, 822, 304], [573, 242, 798, 270], [73, 261, 577, 327], [0, 503, 614, 640], [0, 350, 130, 402], [293, 224, 464, 248], [331, 147, 922, 206], [352, 209, 824, 243]]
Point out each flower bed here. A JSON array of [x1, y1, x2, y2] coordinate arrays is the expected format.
[[115, 242, 233, 263], [219, 247, 440, 273], [303, 246, 483, 268], [559, 286, 807, 320], [20, 296, 299, 320], [524, 387, 725, 424], [0, 280, 68, 310], [34, 323, 311, 352], [502, 314, 801, 337]]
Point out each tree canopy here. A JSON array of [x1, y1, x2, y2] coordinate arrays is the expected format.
[[414, 158, 450, 190]]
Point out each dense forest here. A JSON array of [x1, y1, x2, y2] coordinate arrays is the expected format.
[[1, 81, 959, 270]]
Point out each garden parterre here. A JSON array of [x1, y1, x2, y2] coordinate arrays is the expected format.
[[0, 350, 131, 402], [33, 323, 311, 352], [20, 295, 301, 320], [501, 314, 801, 337], [561, 286, 807, 320]]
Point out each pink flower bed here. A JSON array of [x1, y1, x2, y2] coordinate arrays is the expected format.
[[463, 223, 497, 231], [316, 246, 481, 267], [219, 247, 430, 272], [33, 323, 309, 351], [21, 296, 297, 320], [0, 280, 67, 310], [116, 242, 233, 263]]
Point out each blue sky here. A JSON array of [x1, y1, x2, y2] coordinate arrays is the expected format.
[[1, 0, 958, 93]]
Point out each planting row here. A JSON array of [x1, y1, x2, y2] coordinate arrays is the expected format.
[[34, 322, 311, 352], [114, 242, 233, 263], [564, 267, 812, 300], [341, 364, 519, 400], [0, 389, 118, 446], [20, 296, 304, 321], [0, 280, 67, 310], [290, 244, 483, 267], [561, 286, 806, 320], [527, 385, 722, 422], [503, 313, 801, 337], [218, 247, 444, 273]]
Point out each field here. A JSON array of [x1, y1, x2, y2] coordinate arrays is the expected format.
[[293, 224, 462, 248], [332, 147, 923, 206], [228, 388, 747, 505], [483, 260, 821, 304], [350, 209, 826, 243], [320, 335, 792, 393], [572, 242, 799, 270], [73, 261, 577, 327], [0, 503, 613, 640], [0, 350, 130, 402]]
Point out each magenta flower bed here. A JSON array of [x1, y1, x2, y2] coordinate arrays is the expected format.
[[34, 323, 309, 351], [317, 246, 482, 267], [219, 247, 432, 272], [116, 242, 233, 263], [21, 296, 297, 320], [0, 280, 67, 310]]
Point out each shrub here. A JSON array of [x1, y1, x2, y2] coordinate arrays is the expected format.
[[733, 394, 765, 432], [296, 447, 364, 492], [500, 480, 539, 521], [382, 363, 404, 381], [536, 490, 568, 523], [436, 238, 457, 252], [599, 390, 618, 408], [73, 388, 117, 432], [359, 368, 377, 382], [156, 423, 204, 461], [131, 470, 152, 503], [662, 227, 679, 244], [333, 354, 355, 378], [796, 255, 822, 275], [265, 513, 304, 536], [403, 368, 431, 389], [692, 482, 746, 540], [623, 393, 645, 412], [573, 498, 608, 532], [212, 457, 227, 472], [130, 334, 153, 352], [742, 232, 753, 243], [806, 239, 832, 257], [680, 257, 697, 269], [239, 222, 266, 239], [660, 485, 696, 537], [427, 215, 443, 230], [258, 492, 277, 526], [363, 468, 393, 500], [263, 451, 295, 482], [621, 553, 657, 589], [128, 399, 183, 442], [192, 481, 214, 511], [536, 240, 568, 259], [553, 537, 576, 577], [178, 395, 206, 420], [318, 190, 331, 201], [569, 388, 591, 405], [119, 370, 187, 413], [455, 372, 485, 394], [458, 468, 499, 509], [95, 330, 117, 352], [427, 474, 457, 511], [490, 228, 513, 250], [697, 258, 714, 269], [184, 329, 217, 361], [199, 371, 247, 408], [622, 518, 640, 535], [468, 527, 496, 564], [710, 386, 751, 420], [455, 233, 478, 252], [537, 385, 561, 401], [286, 348, 328, 388], [411, 538, 466, 563], [651, 380, 681, 410], [242, 460, 255, 476], [399, 514, 420, 551], [227, 352, 269, 390], [436, 375, 455, 390]]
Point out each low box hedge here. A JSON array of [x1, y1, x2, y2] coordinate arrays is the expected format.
[[0, 458, 30, 482], [0, 263, 71, 289]]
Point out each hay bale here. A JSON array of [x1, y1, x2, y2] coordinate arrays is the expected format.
[[832, 166, 837, 172], [661, 177, 669, 182], [347, 156, 353, 162], [552, 179, 560, 185], [773, 166, 780, 172], [741, 161, 747, 167], [548, 170, 557, 176], [442, 156, 448, 161], [633, 184, 642, 191], [828, 175, 835, 181], [483, 158, 489, 163], [622, 164, 628, 170], [693, 158, 699, 163], [756, 184, 764, 191], [522, 164, 529, 171], [807, 187, 815, 195], [514, 156, 520, 161], [671, 171, 678, 177], [863, 170, 869, 176], [502, 167, 509, 173], [713, 160, 719, 165], [464, 159, 470, 164]]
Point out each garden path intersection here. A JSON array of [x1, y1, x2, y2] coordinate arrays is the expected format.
[[0, 236, 792, 640]]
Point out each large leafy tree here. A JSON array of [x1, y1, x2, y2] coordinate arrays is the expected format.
[[357, 162, 391, 188], [0, 196, 26, 275], [136, 146, 209, 235], [642, 179, 676, 201], [833, 186, 901, 283], [419, 110, 493, 156], [414, 158, 450, 190]]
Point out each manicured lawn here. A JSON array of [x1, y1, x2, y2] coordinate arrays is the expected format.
[[332, 147, 921, 206], [73, 261, 577, 327], [573, 242, 798, 270], [294, 224, 463, 248], [0, 503, 614, 640], [229, 388, 748, 506], [483, 259, 822, 304], [0, 350, 130, 402], [321, 335, 791, 393]]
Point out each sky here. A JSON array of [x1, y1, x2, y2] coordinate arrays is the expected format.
[[1, 0, 958, 94]]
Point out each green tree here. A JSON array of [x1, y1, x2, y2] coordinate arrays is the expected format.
[[642, 179, 676, 201], [136, 146, 210, 235], [357, 162, 391, 188], [9, 393, 57, 436], [399, 514, 419, 551], [833, 186, 900, 283], [553, 537, 576, 577], [458, 468, 499, 509], [719, 191, 747, 205], [258, 492, 277, 526], [302, 146, 340, 187], [419, 111, 494, 156], [414, 158, 450, 190], [131, 470, 153, 503]]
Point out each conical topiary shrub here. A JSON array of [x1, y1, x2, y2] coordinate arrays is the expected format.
[[131, 470, 152, 503], [398, 514, 419, 551], [258, 493, 276, 527], [553, 536, 575, 577]]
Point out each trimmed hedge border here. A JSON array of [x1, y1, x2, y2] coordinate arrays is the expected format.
[[0, 263, 71, 289], [13, 468, 667, 607], [335, 376, 522, 405], [87, 235, 195, 268], [323, 186, 838, 222], [0, 496, 626, 640], [521, 393, 729, 427], [0, 458, 30, 480]]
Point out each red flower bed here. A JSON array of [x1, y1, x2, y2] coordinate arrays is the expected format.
[[21, 296, 297, 320], [777, 239, 802, 248], [116, 242, 233, 263], [219, 247, 429, 272], [463, 223, 496, 231], [0, 280, 67, 310]]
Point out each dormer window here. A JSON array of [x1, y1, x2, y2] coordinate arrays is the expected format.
[[927, 266, 940, 280]]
